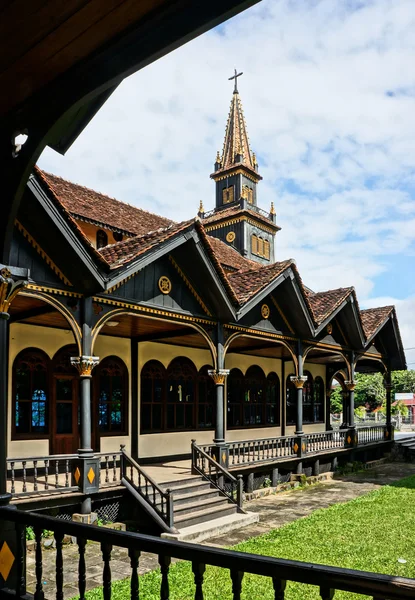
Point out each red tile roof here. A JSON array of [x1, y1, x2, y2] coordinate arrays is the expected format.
[[360, 306, 394, 340], [40, 171, 173, 235], [202, 204, 279, 230], [207, 236, 260, 272], [99, 219, 196, 269], [228, 260, 293, 304], [307, 287, 353, 324]]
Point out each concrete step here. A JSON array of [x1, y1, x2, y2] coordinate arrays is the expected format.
[[162, 511, 260, 543], [173, 495, 226, 515], [173, 488, 219, 507], [174, 502, 237, 529]]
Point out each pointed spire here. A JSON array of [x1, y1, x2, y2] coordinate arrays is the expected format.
[[198, 200, 205, 218], [270, 202, 276, 215], [220, 82, 256, 173]]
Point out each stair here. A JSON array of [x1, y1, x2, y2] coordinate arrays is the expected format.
[[162, 476, 238, 529], [394, 437, 415, 460]]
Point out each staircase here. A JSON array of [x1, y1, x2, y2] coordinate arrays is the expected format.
[[395, 436, 415, 460], [162, 475, 238, 530]]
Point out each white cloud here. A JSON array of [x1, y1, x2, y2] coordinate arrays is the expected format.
[[39, 0, 415, 354]]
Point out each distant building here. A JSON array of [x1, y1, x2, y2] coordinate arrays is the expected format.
[[394, 393, 415, 424]]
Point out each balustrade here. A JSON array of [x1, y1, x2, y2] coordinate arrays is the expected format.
[[0, 506, 413, 600]]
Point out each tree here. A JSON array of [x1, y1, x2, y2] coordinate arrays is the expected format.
[[330, 386, 343, 414], [391, 370, 415, 394]]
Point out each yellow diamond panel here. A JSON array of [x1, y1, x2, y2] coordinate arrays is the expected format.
[[87, 467, 95, 484], [74, 467, 81, 484], [0, 541, 15, 582], [301, 443, 306, 452], [347, 436, 351, 444], [293, 443, 298, 453]]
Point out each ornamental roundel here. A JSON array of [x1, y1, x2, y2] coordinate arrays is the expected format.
[[158, 276, 172, 295], [261, 304, 270, 319], [226, 231, 236, 243]]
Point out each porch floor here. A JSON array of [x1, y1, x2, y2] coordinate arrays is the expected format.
[[143, 459, 194, 485]]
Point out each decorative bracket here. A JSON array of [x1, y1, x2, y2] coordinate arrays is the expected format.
[[70, 355, 100, 377], [208, 369, 230, 385], [344, 380, 356, 391], [290, 375, 308, 389], [0, 267, 28, 314]]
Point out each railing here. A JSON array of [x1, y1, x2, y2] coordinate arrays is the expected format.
[[357, 425, 386, 445], [307, 429, 348, 453], [98, 452, 122, 486], [120, 446, 174, 531], [6, 454, 78, 497], [1, 506, 414, 600], [227, 435, 296, 466], [191, 440, 243, 509]]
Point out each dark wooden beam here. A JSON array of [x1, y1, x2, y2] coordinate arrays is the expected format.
[[10, 305, 57, 323], [135, 328, 193, 343], [227, 342, 281, 354]]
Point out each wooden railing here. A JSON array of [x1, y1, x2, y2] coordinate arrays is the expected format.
[[306, 429, 348, 453], [120, 446, 175, 532], [357, 425, 386, 445], [191, 440, 243, 509], [0, 506, 414, 600], [227, 435, 297, 466], [7, 452, 122, 498]]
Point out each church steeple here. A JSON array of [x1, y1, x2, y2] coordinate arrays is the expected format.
[[205, 71, 280, 266]]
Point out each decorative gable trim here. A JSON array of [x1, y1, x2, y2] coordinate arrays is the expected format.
[[169, 255, 212, 317], [15, 220, 72, 286], [270, 294, 295, 334]]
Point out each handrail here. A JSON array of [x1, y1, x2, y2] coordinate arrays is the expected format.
[[120, 445, 174, 530], [191, 440, 243, 509], [1, 506, 414, 599]]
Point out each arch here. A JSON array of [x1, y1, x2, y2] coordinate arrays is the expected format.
[[52, 344, 78, 373], [141, 360, 166, 433], [223, 332, 298, 373], [166, 357, 197, 430], [227, 368, 245, 428], [12, 347, 50, 438], [354, 353, 387, 374], [314, 376, 325, 422], [266, 371, 280, 426], [197, 364, 215, 429], [95, 355, 128, 435], [92, 309, 217, 369], [286, 373, 297, 425], [16, 290, 82, 354], [96, 229, 108, 249], [303, 370, 314, 423], [303, 344, 352, 381]]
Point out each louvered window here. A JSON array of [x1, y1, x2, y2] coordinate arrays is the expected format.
[[251, 234, 258, 254]]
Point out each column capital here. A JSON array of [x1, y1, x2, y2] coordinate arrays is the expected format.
[[208, 369, 230, 385], [290, 375, 308, 389], [344, 380, 356, 391], [71, 355, 100, 377], [0, 267, 27, 313]]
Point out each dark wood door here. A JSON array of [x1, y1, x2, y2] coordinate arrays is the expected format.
[[51, 376, 79, 454]]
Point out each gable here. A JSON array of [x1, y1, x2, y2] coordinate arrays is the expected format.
[[108, 254, 212, 317], [238, 292, 294, 335], [10, 224, 70, 287]]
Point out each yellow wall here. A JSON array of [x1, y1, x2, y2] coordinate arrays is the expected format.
[[75, 221, 129, 249]]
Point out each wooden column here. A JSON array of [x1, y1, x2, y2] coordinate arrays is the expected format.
[[291, 340, 307, 436], [131, 338, 139, 460], [325, 389, 333, 431], [384, 372, 392, 427], [208, 323, 230, 468]]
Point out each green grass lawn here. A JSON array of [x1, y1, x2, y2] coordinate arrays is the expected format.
[[82, 476, 415, 600]]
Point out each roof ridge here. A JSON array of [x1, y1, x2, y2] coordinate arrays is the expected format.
[[310, 285, 354, 297], [360, 305, 394, 313], [231, 258, 293, 276]]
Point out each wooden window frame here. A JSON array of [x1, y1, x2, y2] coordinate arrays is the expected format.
[[95, 356, 129, 437]]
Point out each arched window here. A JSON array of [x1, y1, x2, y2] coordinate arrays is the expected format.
[[303, 370, 314, 423], [263, 239, 270, 260], [13, 349, 50, 437], [197, 365, 215, 428], [166, 357, 197, 430], [96, 229, 108, 249], [113, 231, 123, 242], [251, 234, 258, 255], [96, 357, 128, 434], [141, 360, 165, 433], [314, 376, 325, 423], [222, 186, 234, 204], [244, 366, 266, 426], [286, 374, 296, 425], [266, 372, 280, 425], [227, 368, 244, 428]]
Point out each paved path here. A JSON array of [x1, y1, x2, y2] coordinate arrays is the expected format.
[[26, 462, 415, 599]]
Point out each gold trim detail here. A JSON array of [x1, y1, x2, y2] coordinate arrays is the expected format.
[[74, 467, 81, 484], [347, 436, 351, 444], [0, 272, 27, 313], [106, 272, 136, 294], [211, 168, 260, 183], [224, 323, 295, 342], [293, 443, 299, 453], [261, 304, 270, 319], [226, 231, 236, 243], [301, 443, 306, 452], [158, 276, 172, 295], [169, 256, 212, 316], [208, 369, 230, 385], [70, 356, 100, 377], [326, 323, 333, 335], [290, 375, 308, 389], [205, 215, 276, 235], [87, 467, 96, 484], [270, 295, 295, 334], [0, 541, 15, 581], [26, 284, 82, 298], [16, 220, 72, 286], [222, 452, 227, 464], [345, 380, 356, 391]]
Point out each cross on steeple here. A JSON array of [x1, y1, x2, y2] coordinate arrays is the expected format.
[[228, 69, 243, 93]]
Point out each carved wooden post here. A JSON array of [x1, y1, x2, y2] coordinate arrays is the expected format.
[[208, 325, 230, 470], [384, 372, 393, 440], [290, 375, 307, 436]]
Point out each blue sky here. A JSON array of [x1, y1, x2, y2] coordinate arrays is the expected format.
[[39, 0, 415, 367]]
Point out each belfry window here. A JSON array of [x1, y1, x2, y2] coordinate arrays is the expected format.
[[96, 357, 128, 434], [96, 229, 108, 249], [222, 186, 234, 204], [242, 185, 253, 204], [13, 349, 49, 437], [251, 234, 270, 260]]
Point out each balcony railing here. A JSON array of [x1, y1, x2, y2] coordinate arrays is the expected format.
[[0, 505, 413, 600]]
